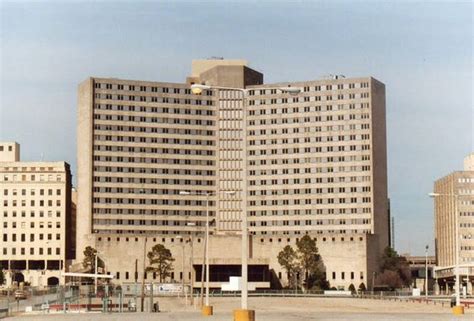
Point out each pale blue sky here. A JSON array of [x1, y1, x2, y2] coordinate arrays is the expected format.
[[1, 0, 472, 255]]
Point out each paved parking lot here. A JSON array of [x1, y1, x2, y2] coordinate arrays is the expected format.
[[6, 297, 473, 321]]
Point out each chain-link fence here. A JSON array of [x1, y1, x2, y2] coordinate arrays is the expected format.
[[0, 284, 173, 316]]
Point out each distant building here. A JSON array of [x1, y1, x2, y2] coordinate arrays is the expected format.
[[433, 153, 474, 295], [406, 255, 436, 292], [0, 142, 74, 287], [76, 59, 389, 290]]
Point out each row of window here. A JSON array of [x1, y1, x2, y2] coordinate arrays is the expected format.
[[95, 82, 213, 96], [91, 228, 370, 236], [249, 82, 370, 96], [95, 93, 214, 106], [248, 114, 370, 126], [331, 271, 364, 281], [94, 147, 214, 157], [250, 218, 371, 226], [248, 197, 372, 206], [95, 104, 214, 114], [3, 200, 62, 207], [92, 197, 216, 205], [247, 103, 369, 114], [94, 162, 215, 173], [1, 166, 57, 172], [92, 168, 214, 179], [250, 208, 372, 215], [3, 221, 61, 230], [249, 136, 371, 146], [250, 167, 371, 175], [93, 208, 210, 216], [247, 92, 370, 105], [249, 145, 371, 156], [94, 125, 214, 137], [248, 123, 370, 136], [93, 136, 215, 147], [250, 167, 371, 177], [1, 174, 63, 182], [95, 81, 369, 94], [2, 247, 61, 256], [3, 189, 62, 196], [2, 233, 61, 242], [93, 113, 215, 126], [3, 210, 62, 218]]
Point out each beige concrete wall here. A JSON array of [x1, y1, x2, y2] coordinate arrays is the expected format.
[[76, 78, 94, 261], [94, 233, 371, 290], [370, 78, 389, 252], [0, 142, 20, 162], [191, 59, 247, 78]]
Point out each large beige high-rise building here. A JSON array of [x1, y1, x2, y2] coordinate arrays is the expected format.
[[433, 153, 474, 294], [0, 142, 74, 287], [76, 59, 389, 290]]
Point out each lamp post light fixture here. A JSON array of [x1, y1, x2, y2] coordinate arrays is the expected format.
[[429, 192, 463, 315], [191, 83, 301, 320], [179, 190, 236, 316]]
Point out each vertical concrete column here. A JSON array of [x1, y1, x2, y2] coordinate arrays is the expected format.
[[434, 281, 440, 295]]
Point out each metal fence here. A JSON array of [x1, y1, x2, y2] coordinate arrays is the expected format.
[[1, 286, 472, 318]]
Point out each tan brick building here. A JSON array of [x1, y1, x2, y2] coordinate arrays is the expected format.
[[433, 154, 474, 294], [76, 59, 389, 290], [0, 142, 74, 286]]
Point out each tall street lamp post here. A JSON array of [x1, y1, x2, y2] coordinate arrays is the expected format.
[[186, 222, 196, 306], [140, 237, 148, 312], [425, 245, 429, 299], [191, 84, 301, 320], [429, 192, 463, 315]]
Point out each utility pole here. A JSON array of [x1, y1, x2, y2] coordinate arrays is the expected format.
[[425, 245, 429, 299], [140, 237, 147, 312], [134, 259, 138, 304]]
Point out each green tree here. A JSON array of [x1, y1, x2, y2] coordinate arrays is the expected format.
[[296, 235, 325, 290], [82, 246, 104, 273], [0, 269, 5, 286], [378, 247, 411, 289], [277, 237, 329, 290], [146, 244, 175, 282], [277, 245, 298, 288]]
